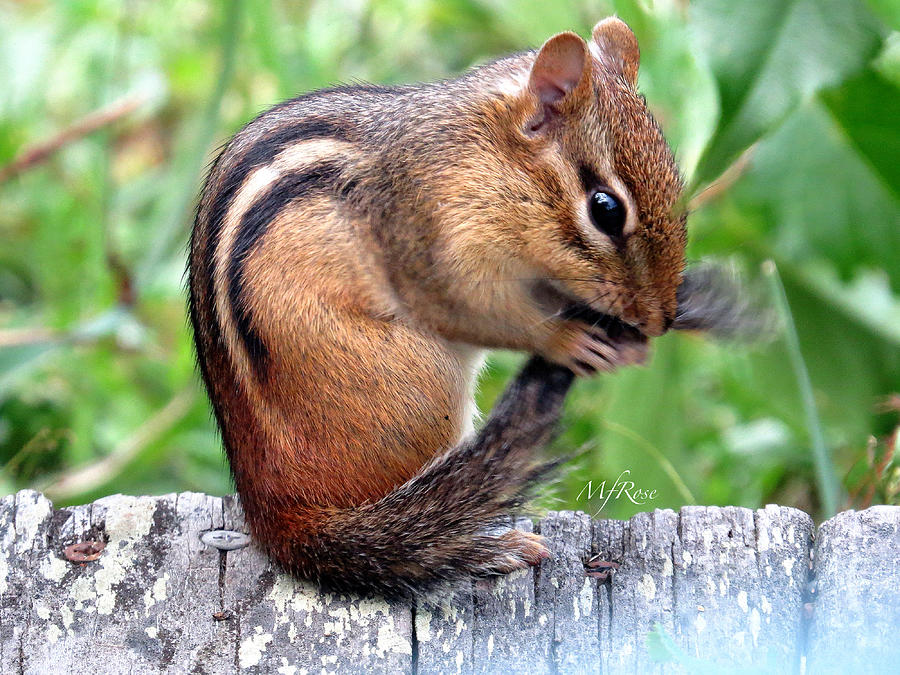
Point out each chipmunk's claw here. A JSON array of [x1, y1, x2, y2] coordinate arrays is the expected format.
[[477, 530, 551, 577], [544, 319, 648, 377]]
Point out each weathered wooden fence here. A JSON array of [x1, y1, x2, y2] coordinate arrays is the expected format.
[[1, 490, 897, 673]]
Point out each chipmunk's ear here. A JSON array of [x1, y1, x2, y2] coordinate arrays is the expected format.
[[591, 17, 640, 86], [526, 31, 591, 133]]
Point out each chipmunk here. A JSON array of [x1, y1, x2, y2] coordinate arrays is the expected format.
[[189, 18, 694, 598]]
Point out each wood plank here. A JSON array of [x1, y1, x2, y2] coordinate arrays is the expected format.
[[807, 505, 900, 673], [470, 517, 550, 674], [0, 491, 895, 673], [219, 495, 414, 674], [414, 579, 475, 675], [536, 510, 598, 674], [16, 493, 227, 674], [0, 491, 58, 674], [604, 508, 680, 672], [671, 505, 812, 670]]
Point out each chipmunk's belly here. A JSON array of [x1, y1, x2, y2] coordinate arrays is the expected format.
[[446, 342, 486, 443]]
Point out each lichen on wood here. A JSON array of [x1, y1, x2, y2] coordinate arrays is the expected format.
[[1, 490, 897, 673]]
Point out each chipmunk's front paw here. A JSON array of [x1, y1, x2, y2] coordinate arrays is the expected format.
[[543, 320, 648, 376]]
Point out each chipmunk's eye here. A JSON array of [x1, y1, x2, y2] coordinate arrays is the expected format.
[[588, 190, 625, 238]]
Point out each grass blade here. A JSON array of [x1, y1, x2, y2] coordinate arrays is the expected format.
[[763, 260, 841, 516]]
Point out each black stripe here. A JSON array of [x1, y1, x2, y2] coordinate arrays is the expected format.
[[559, 212, 594, 258], [227, 163, 344, 375], [577, 162, 629, 254], [207, 119, 349, 270], [578, 163, 601, 193], [202, 118, 351, 371]]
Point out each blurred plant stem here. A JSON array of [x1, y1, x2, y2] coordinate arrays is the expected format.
[[602, 419, 697, 505], [764, 260, 841, 517], [688, 144, 756, 211], [0, 308, 130, 397], [40, 387, 195, 501], [0, 94, 147, 183]]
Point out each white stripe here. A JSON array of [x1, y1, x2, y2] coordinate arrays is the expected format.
[[212, 137, 355, 378]]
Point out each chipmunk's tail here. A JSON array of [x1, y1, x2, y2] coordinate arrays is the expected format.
[[266, 357, 574, 598]]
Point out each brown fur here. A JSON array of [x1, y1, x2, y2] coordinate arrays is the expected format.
[[188, 18, 686, 597]]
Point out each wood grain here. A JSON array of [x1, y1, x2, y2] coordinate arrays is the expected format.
[[1, 491, 896, 673]]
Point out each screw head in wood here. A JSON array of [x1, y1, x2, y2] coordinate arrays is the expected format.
[[201, 530, 251, 551]]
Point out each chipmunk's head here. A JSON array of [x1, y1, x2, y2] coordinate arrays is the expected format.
[[481, 18, 686, 337]]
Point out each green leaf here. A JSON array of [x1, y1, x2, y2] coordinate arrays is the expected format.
[[692, 0, 883, 186], [646, 623, 682, 663], [864, 0, 900, 30], [874, 32, 900, 88], [135, 0, 242, 291], [729, 100, 900, 285], [821, 69, 900, 199], [0, 343, 59, 399]]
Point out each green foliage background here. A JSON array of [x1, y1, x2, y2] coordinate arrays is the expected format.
[[1, 0, 898, 520]]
